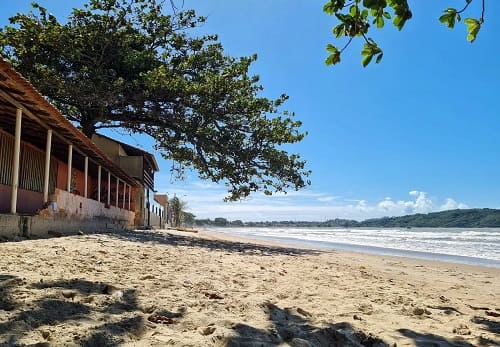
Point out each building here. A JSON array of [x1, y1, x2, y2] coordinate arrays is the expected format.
[[0, 58, 138, 239], [91, 134, 167, 228]]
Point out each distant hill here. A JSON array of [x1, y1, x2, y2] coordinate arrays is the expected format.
[[356, 208, 500, 228], [196, 208, 500, 228]]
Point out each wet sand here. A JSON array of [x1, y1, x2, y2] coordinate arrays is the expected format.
[[0, 228, 499, 346]]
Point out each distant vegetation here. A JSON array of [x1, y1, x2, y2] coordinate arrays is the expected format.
[[196, 209, 500, 228]]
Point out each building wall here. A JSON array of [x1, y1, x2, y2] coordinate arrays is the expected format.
[[134, 187, 145, 226], [1, 174, 39, 215], [0, 213, 134, 241], [56, 161, 89, 196], [50, 188, 134, 225], [0, 130, 55, 214], [0, 184, 9, 212], [118, 156, 143, 179], [91, 135, 121, 164]]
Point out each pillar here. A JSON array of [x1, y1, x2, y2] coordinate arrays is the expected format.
[[10, 108, 22, 214], [97, 165, 101, 202], [116, 177, 119, 207], [66, 144, 73, 192], [43, 129, 52, 203], [84, 156, 88, 198], [107, 171, 111, 206], [128, 185, 131, 210], [122, 182, 126, 209]]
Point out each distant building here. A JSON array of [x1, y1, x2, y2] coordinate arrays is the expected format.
[[91, 134, 166, 228], [0, 58, 138, 239]]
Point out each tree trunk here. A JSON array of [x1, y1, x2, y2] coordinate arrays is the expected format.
[[80, 121, 96, 138]]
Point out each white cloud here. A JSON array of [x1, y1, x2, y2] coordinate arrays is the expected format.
[[439, 198, 468, 211], [192, 182, 218, 189], [317, 196, 337, 202], [158, 181, 468, 222], [378, 197, 396, 211], [412, 191, 433, 213]]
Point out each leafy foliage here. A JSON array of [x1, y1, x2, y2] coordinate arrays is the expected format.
[[0, 0, 310, 200], [169, 196, 187, 227], [324, 0, 486, 67]]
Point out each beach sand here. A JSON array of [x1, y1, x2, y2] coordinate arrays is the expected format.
[[0, 228, 499, 346]]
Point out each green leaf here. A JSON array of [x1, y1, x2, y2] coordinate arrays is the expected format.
[[439, 9, 458, 29], [323, 1, 335, 15], [383, 12, 391, 19], [464, 18, 481, 42], [360, 42, 382, 67], [326, 43, 338, 53], [361, 53, 373, 67], [349, 5, 359, 17], [325, 49, 341, 65], [332, 25, 345, 38], [439, 13, 451, 25], [363, 0, 379, 9], [375, 16, 384, 29], [393, 15, 403, 29]]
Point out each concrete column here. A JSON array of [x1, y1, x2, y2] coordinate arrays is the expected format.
[[42, 129, 52, 203], [66, 144, 73, 192], [147, 188, 151, 227], [122, 182, 126, 209], [128, 185, 131, 210], [116, 177, 119, 207], [10, 108, 22, 214], [107, 171, 111, 206], [84, 156, 88, 198], [97, 165, 101, 202]]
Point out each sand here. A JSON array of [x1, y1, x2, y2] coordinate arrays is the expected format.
[[0, 228, 499, 347]]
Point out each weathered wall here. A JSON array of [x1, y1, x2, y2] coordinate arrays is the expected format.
[[17, 189, 44, 214], [0, 184, 44, 214], [0, 213, 131, 240], [51, 188, 134, 225], [0, 188, 136, 240], [56, 160, 68, 190], [0, 184, 11, 213]]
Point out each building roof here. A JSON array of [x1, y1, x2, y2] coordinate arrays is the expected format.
[[93, 133, 160, 172], [0, 57, 138, 187]]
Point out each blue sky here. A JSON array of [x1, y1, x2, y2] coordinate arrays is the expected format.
[[1, 1, 499, 221]]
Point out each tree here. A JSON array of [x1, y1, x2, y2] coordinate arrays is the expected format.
[[169, 196, 187, 228], [0, 0, 310, 201], [182, 212, 196, 227], [230, 219, 244, 226], [213, 217, 228, 227], [323, 0, 486, 67]]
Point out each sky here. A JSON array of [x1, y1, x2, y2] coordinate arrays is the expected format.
[[1, 1, 499, 221]]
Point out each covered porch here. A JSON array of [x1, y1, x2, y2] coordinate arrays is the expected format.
[[0, 58, 137, 236]]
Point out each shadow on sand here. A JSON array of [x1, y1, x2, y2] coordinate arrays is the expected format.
[[106, 229, 323, 257], [224, 302, 388, 347], [397, 328, 479, 347], [0, 276, 145, 346]]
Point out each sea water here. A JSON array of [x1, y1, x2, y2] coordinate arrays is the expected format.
[[205, 227, 500, 268]]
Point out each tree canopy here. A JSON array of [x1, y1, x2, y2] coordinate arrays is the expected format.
[[0, 0, 310, 201], [324, 0, 486, 67], [169, 196, 187, 227]]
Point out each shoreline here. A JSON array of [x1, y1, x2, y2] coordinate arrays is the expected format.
[[0, 228, 499, 346], [199, 226, 500, 269], [179, 228, 500, 273]]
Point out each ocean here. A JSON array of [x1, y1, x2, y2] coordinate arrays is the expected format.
[[205, 227, 500, 268]]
